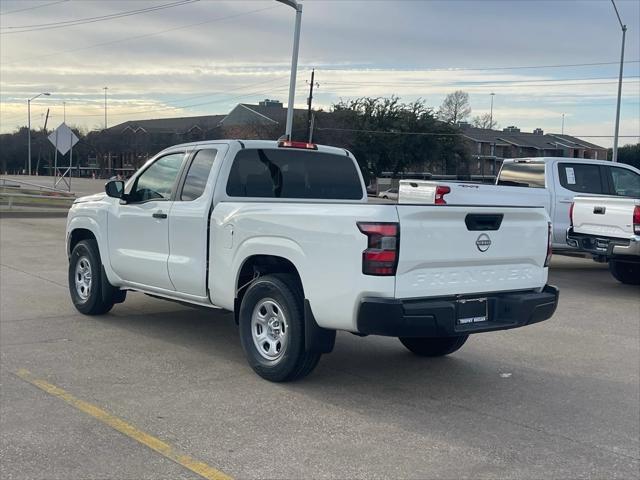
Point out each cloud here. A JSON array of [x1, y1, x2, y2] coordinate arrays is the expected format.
[[1, 0, 638, 146]]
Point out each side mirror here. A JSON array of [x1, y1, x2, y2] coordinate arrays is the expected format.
[[105, 180, 124, 199]]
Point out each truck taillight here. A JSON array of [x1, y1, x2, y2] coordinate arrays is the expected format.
[[634, 206, 640, 235], [544, 222, 553, 267], [569, 202, 574, 227], [435, 185, 450, 205], [357, 222, 399, 276]]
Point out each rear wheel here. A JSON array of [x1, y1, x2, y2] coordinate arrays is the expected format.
[[399, 335, 469, 357], [68, 239, 125, 315], [239, 274, 320, 382], [609, 260, 640, 285]]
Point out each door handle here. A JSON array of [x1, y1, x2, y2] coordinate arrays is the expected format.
[[152, 211, 167, 219]]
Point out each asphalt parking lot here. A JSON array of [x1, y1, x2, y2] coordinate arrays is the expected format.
[[1, 216, 639, 479]]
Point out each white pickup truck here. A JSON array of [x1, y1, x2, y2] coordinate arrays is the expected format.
[[399, 157, 640, 252], [567, 196, 640, 284], [66, 140, 558, 382]]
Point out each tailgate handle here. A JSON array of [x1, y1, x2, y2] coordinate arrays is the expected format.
[[593, 206, 606, 215], [465, 213, 503, 231]]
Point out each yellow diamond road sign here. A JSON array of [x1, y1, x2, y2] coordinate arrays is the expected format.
[[48, 122, 79, 156]]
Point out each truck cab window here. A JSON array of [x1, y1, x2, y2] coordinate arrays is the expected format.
[[610, 167, 640, 197], [226, 148, 363, 200], [181, 149, 217, 201], [128, 153, 184, 203], [558, 163, 605, 194], [497, 162, 545, 188]]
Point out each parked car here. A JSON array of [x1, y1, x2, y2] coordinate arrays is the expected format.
[[567, 196, 640, 284], [378, 188, 398, 200], [399, 157, 640, 252], [66, 140, 558, 382]]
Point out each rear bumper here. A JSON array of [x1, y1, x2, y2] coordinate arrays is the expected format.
[[566, 228, 640, 259], [357, 285, 559, 337]]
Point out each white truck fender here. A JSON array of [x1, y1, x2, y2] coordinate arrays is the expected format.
[[66, 215, 123, 286]]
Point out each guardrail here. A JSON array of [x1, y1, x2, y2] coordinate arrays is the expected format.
[[0, 177, 75, 197], [0, 192, 75, 210]]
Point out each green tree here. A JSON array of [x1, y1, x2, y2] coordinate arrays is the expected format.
[[608, 143, 640, 169], [313, 96, 470, 177]]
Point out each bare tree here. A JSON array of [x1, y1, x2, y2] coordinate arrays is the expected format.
[[438, 90, 471, 124], [472, 113, 498, 130]]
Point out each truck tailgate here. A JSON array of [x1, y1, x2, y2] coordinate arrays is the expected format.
[[573, 196, 640, 240], [395, 205, 549, 299]]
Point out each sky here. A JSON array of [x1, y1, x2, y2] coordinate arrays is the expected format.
[[1, 0, 639, 148]]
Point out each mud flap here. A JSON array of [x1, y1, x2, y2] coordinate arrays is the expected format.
[[304, 300, 336, 353], [101, 265, 126, 304]]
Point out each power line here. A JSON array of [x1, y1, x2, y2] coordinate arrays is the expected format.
[[322, 79, 640, 92], [0, 0, 199, 34], [315, 127, 639, 139], [319, 60, 640, 74], [423, 60, 640, 72], [0, 0, 69, 16], [0, 75, 300, 125], [0, 5, 279, 64], [324, 75, 640, 87], [58, 82, 295, 119]]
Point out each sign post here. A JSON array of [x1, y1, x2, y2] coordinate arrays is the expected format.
[[48, 123, 79, 192]]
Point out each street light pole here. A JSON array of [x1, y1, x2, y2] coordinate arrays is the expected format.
[[611, 0, 626, 163], [27, 92, 50, 176], [103, 86, 108, 130], [489, 93, 495, 129], [276, 0, 303, 140]]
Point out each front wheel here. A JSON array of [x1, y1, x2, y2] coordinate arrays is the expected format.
[[238, 274, 321, 382], [68, 239, 125, 315], [609, 260, 640, 285], [399, 335, 469, 357]]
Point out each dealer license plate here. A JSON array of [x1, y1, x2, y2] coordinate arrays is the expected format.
[[457, 298, 488, 325]]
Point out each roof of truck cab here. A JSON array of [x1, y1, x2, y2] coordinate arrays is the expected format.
[[502, 157, 614, 166], [161, 139, 352, 157]]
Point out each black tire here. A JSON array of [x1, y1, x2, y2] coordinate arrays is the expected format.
[[399, 335, 469, 357], [238, 274, 321, 382], [68, 239, 123, 315], [609, 260, 640, 285]]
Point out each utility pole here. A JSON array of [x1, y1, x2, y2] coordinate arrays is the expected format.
[[63, 101, 66, 123], [306, 69, 319, 141], [103, 86, 108, 130], [611, 0, 626, 163], [561, 113, 565, 134], [308, 112, 316, 143], [27, 92, 50, 176]]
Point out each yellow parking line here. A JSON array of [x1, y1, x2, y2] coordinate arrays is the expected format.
[[14, 369, 233, 480]]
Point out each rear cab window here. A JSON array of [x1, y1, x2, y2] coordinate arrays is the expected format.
[[558, 162, 606, 194], [608, 166, 640, 197], [497, 162, 546, 188], [226, 148, 363, 200]]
